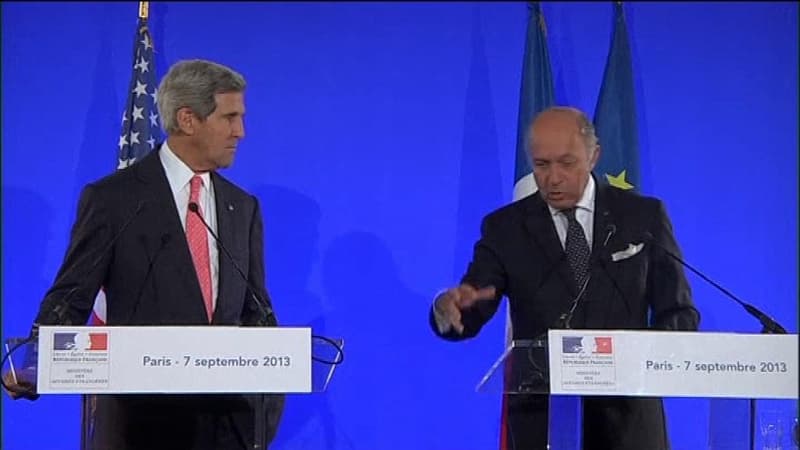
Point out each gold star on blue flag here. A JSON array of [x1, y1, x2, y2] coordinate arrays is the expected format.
[[593, 3, 640, 192]]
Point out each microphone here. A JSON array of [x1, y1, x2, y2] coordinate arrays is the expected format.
[[556, 223, 617, 329], [602, 223, 617, 247], [124, 232, 172, 324], [33, 201, 147, 332], [556, 276, 592, 329], [641, 231, 787, 334], [531, 216, 614, 311], [593, 222, 632, 321], [520, 223, 617, 391], [188, 202, 276, 326], [12, 201, 146, 401]]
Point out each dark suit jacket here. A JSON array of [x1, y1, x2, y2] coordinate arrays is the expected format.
[[35, 148, 283, 450], [431, 181, 700, 450]]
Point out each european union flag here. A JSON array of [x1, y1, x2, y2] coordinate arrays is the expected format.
[[593, 2, 640, 192]]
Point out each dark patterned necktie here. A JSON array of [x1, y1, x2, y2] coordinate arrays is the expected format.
[[563, 208, 590, 290]]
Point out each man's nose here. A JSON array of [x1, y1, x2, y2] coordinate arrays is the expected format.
[[232, 120, 245, 138], [549, 169, 565, 185]]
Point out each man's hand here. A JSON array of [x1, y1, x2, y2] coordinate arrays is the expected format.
[[434, 284, 497, 334], [2, 369, 39, 401]]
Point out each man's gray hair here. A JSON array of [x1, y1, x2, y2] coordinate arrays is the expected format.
[[157, 59, 246, 134]]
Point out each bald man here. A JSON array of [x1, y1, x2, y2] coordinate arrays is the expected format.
[[431, 106, 699, 449]]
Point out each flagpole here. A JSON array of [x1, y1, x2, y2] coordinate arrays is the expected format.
[[139, 1, 149, 20], [83, 3, 159, 448]]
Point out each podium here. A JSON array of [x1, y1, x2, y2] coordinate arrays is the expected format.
[[2, 325, 343, 449], [477, 330, 799, 450]]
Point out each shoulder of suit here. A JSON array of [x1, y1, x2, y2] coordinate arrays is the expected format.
[[211, 172, 257, 203], [83, 150, 162, 192], [84, 163, 139, 192], [482, 192, 539, 227], [601, 183, 663, 212]]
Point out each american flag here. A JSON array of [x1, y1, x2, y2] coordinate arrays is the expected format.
[[117, 18, 161, 170], [90, 15, 161, 326]]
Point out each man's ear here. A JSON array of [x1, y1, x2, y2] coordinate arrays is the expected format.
[[590, 145, 602, 169], [176, 107, 195, 135]]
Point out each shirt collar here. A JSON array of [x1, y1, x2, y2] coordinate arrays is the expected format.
[[159, 141, 211, 193], [547, 175, 596, 218]]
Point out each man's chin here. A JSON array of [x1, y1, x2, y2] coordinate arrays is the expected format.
[[215, 158, 235, 169], [545, 196, 576, 210]]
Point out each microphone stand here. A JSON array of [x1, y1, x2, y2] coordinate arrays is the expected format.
[[643, 232, 786, 335], [186, 204, 344, 447], [645, 233, 789, 450]]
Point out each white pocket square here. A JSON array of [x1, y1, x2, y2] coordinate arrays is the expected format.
[[611, 243, 644, 262]]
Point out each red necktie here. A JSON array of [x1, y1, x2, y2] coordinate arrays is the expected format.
[[186, 175, 214, 322]]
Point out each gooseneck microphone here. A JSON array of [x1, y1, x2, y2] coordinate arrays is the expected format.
[[189, 202, 279, 450], [521, 223, 618, 394], [556, 223, 617, 329], [6, 201, 147, 401], [124, 232, 173, 324], [188, 202, 277, 327], [33, 201, 148, 332], [601, 223, 617, 247], [641, 231, 787, 334], [188, 203, 343, 365]]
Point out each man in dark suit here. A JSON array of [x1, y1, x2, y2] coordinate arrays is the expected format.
[[431, 106, 700, 450], [31, 59, 283, 450]]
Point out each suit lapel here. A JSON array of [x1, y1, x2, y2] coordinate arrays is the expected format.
[[589, 183, 628, 327], [211, 173, 239, 324], [522, 194, 577, 297], [592, 183, 613, 256]]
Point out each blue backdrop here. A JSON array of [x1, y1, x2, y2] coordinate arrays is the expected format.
[[2, 2, 797, 449]]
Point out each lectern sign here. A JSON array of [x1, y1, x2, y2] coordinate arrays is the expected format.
[[548, 329, 798, 399], [36, 326, 312, 394], [558, 334, 617, 391], [49, 330, 111, 389]]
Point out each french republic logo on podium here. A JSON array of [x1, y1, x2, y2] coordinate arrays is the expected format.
[[49, 331, 111, 390], [562, 335, 614, 355], [559, 335, 617, 391], [53, 332, 108, 351]]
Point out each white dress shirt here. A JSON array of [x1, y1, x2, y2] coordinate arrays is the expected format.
[[548, 175, 596, 250], [433, 176, 597, 334], [159, 142, 219, 309]]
